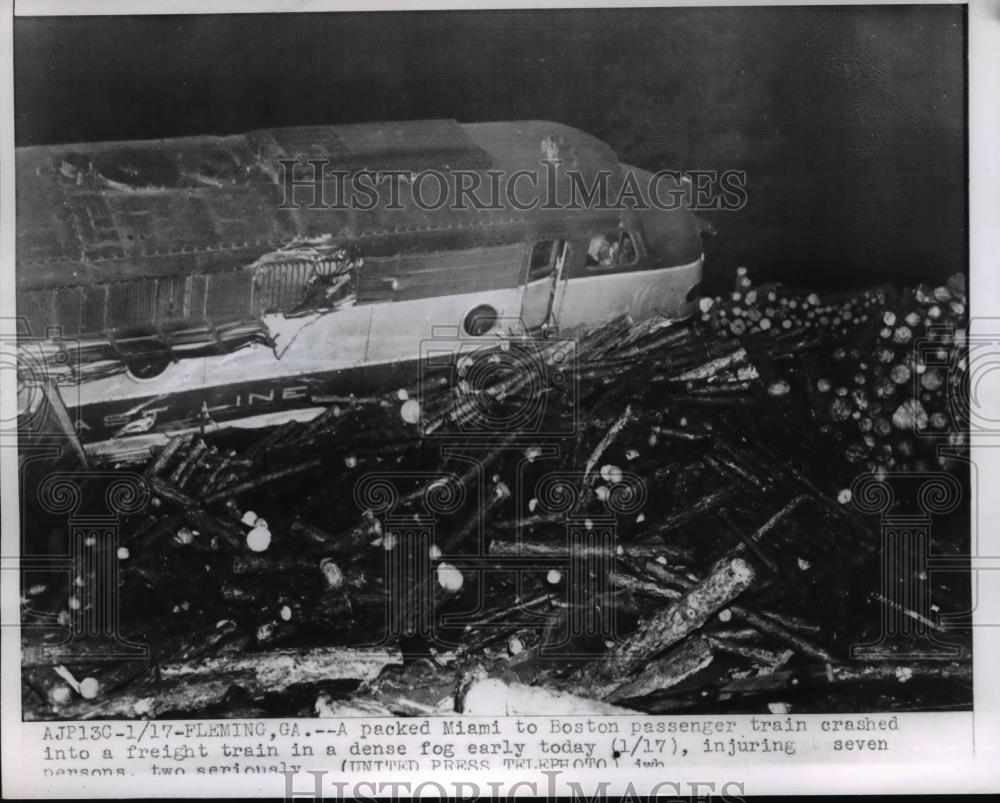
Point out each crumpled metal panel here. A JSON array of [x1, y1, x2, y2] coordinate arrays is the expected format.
[[16, 120, 624, 302]]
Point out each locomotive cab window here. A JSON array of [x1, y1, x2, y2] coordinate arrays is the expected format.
[[587, 231, 638, 269], [528, 240, 559, 281]]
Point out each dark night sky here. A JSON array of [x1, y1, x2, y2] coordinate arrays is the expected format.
[[13, 6, 966, 290]]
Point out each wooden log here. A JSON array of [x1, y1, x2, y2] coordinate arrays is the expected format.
[[745, 494, 810, 544], [298, 401, 354, 439], [724, 433, 878, 549], [22, 668, 75, 711], [646, 661, 971, 713], [489, 539, 679, 564], [709, 627, 761, 641], [362, 661, 462, 715], [687, 381, 752, 396], [459, 676, 638, 716], [643, 560, 697, 591], [705, 452, 771, 494], [155, 620, 243, 664], [202, 459, 321, 504], [658, 393, 754, 406], [649, 485, 739, 535], [605, 637, 714, 702], [489, 511, 564, 533], [220, 581, 267, 604], [176, 442, 212, 489], [640, 559, 830, 659], [21, 627, 150, 668], [730, 606, 834, 663], [582, 405, 634, 488], [144, 434, 189, 478], [45, 672, 250, 720], [591, 556, 756, 679], [241, 419, 301, 463], [74, 660, 153, 701], [232, 555, 321, 575], [610, 572, 682, 601], [650, 426, 711, 442], [254, 616, 300, 648], [314, 692, 395, 718], [291, 517, 380, 554], [717, 508, 781, 575], [444, 480, 511, 550], [396, 433, 516, 509], [464, 593, 553, 631], [757, 609, 823, 635], [616, 323, 693, 359], [669, 348, 748, 383], [458, 594, 555, 655], [169, 438, 206, 486], [705, 634, 790, 666], [656, 337, 742, 372], [138, 477, 244, 549], [159, 647, 403, 692], [125, 509, 185, 548], [184, 508, 244, 551], [575, 315, 635, 361], [202, 450, 237, 494], [146, 474, 199, 508]]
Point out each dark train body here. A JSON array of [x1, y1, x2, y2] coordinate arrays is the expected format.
[[15, 120, 702, 460]]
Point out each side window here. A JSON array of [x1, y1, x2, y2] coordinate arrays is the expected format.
[[586, 231, 639, 269], [528, 240, 557, 281]]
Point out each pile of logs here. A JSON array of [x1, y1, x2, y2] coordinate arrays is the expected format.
[[698, 268, 968, 473], [21, 272, 972, 720]]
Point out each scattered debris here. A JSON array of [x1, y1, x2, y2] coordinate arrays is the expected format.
[[20, 269, 971, 719]]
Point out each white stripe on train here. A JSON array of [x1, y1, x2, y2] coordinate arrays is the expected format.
[[78, 256, 701, 459]]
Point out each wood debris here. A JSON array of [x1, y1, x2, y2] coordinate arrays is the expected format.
[[21, 270, 971, 719]]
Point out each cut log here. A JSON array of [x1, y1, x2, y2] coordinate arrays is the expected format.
[[444, 480, 511, 550], [46, 672, 249, 720], [706, 635, 790, 667], [144, 476, 243, 549], [232, 555, 321, 575], [606, 637, 714, 702], [610, 572, 682, 601], [314, 691, 395, 718], [169, 438, 206, 486], [144, 434, 189, 478], [489, 539, 675, 563], [669, 348, 747, 383], [582, 405, 634, 489], [291, 517, 380, 554], [22, 668, 75, 711], [159, 647, 403, 692], [202, 459, 321, 504], [730, 606, 834, 663], [650, 485, 739, 535], [590, 556, 756, 679]]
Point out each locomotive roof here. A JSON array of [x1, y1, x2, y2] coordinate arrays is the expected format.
[[16, 120, 626, 291]]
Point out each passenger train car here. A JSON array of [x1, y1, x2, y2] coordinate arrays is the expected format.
[[15, 120, 703, 458]]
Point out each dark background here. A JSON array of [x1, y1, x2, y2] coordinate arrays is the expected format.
[[13, 6, 966, 291]]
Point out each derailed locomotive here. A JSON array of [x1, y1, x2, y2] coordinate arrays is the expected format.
[[15, 120, 702, 459]]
